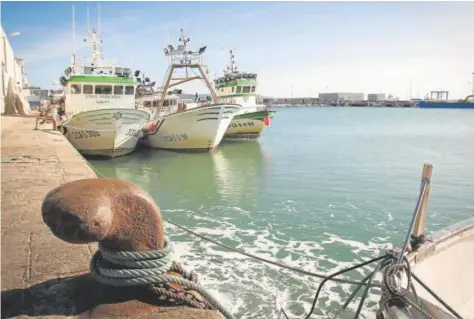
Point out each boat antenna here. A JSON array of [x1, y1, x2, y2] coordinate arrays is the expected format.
[[87, 6, 90, 32], [230, 49, 237, 74], [97, 3, 100, 34], [72, 4, 76, 56], [180, 28, 190, 76], [71, 4, 76, 69]]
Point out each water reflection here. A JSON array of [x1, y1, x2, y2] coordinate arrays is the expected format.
[[88, 141, 269, 210]]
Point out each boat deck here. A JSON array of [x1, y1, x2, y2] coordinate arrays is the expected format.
[[411, 218, 474, 318]]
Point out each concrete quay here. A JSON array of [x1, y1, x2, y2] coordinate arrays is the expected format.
[[1, 116, 222, 319], [1, 116, 98, 289]]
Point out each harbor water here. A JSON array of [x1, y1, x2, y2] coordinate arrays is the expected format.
[[89, 107, 474, 318]]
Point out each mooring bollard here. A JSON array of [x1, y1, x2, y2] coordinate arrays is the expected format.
[[41, 178, 227, 319]]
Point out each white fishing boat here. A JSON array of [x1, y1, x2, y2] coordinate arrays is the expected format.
[[214, 50, 276, 139], [140, 29, 241, 152], [56, 5, 149, 158]]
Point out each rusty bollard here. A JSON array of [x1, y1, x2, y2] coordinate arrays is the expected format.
[[42, 178, 229, 319]]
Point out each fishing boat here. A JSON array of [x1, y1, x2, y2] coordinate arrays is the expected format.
[[214, 50, 276, 139], [140, 29, 241, 152], [56, 6, 150, 158]]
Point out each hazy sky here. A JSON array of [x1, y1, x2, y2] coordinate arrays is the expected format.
[[2, 1, 474, 99]]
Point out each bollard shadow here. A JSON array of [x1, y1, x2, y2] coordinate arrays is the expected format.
[[1, 274, 190, 318]]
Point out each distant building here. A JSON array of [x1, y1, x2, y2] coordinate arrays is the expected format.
[[367, 93, 386, 102], [318, 93, 364, 103]]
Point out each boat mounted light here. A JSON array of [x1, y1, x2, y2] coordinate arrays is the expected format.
[[134, 70, 140, 77], [59, 76, 67, 86], [145, 77, 150, 82], [198, 46, 207, 54], [163, 48, 169, 55]]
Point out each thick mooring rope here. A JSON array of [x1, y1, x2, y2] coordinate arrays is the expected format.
[[90, 238, 235, 319]]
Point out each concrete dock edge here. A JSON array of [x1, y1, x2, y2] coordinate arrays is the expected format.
[[1, 116, 98, 291]]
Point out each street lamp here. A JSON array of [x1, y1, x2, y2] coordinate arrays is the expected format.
[[1, 31, 20, 39]]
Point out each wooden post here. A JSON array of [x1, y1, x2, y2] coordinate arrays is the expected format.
[[412, 163, 433, 243]]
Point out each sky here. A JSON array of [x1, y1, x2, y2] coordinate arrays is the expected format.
[[1, 1, 474, 99]]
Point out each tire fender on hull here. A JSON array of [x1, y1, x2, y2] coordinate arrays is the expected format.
[[57, 125, 68, 135]]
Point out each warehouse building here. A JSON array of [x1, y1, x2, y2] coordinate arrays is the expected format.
[[318, 93, 364, 103], [368, 93, 386, 102]]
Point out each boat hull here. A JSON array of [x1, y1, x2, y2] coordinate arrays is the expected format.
[[59, 108, 150, 158], [224, 109, 275, 139], [142, 104, 241, 152], [419, 101, 474, 109]]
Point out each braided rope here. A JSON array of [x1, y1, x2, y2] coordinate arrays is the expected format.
[[90, 238, 235, 319]]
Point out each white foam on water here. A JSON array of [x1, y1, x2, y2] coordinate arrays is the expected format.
[[162, 207, 393, 319]]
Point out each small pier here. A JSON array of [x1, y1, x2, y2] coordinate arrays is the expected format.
[[1, 115, 223, 318]]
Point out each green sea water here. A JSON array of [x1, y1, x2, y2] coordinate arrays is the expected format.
[[89, 107, 474, 318]]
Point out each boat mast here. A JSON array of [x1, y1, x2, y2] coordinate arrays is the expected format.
[[159, 29, 219, 109], [84, 5, 104, 67], [71, 4, 77, 70]]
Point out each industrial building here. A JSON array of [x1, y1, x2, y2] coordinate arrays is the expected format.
[[318, 93, 364, 103], [368, 93, 386, 102]]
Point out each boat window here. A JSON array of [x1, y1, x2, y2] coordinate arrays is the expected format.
[[114, 85, 124, 95], [236, 86, 242, 94], [125, 86, 134, 95], [232, 87, 235, 93], [163, 100, 169, 107], [83, 85, 94, 94], [70, 84, 81, 94], [251, 86, 256, 93], [95, 85, 112, 94], [242, 86, 251, 93]]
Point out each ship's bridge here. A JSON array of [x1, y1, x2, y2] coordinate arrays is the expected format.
[[214, 73, 257, 97]]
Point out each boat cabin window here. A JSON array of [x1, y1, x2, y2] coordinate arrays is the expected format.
[[70, 84, 81, 94], [83, 85, 94, 95], [125, 86, 134, 95], [114, 85, 124, 95], [251, 86, 256, 93], [84, 67, 93, 74], [95, 85, 112, 95], [242, 86, 251, 94], [236, 86, 242, 94], [232, 87, 235, 93]]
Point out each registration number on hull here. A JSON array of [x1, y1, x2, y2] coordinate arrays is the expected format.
[[71, 130, 101, 139], [230, 121, 255, 128], [163, 133, 189, 142]]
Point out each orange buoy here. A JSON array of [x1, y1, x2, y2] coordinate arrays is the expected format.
[[263, 115, 270, 127]]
